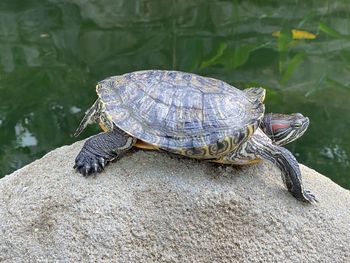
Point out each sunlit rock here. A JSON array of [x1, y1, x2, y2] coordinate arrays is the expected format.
[[0, 140, 349, 262]]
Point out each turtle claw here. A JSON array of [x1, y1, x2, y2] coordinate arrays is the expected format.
[[93, 163, 100, 173], [291, 188, 318, 203], [303, 190, 318, 203], [100, 157, 106, 168], [84, 166, 91, 176]]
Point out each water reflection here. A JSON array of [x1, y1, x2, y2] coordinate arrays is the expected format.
[[320, 145, 349, 166], [15, 120, 38, 147], [70, 106, 82, 114], [0, 0, 349, 189]]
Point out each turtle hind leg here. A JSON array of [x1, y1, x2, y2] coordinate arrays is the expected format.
[[74, 127, 136, 176], [74, 99, 101, 137]]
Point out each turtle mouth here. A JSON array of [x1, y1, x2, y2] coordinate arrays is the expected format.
[[295, 116, 310, 137], [301, 117, 310, 129]]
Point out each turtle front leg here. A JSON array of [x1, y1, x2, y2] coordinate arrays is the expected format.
[[220, 131, 317, 203], [252, 139, 317, 203], [74, 128, 136, 176], [274, 147, 317, 202]]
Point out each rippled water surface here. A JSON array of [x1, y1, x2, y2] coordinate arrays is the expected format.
[[0, 0, 349, 189]]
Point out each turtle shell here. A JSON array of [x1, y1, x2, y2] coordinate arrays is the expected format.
[[97, 70, 265, 158]]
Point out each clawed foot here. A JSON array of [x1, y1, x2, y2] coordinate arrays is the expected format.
[[291, 188, 318, 203], [74, 149, 108, 176], [296, 189, 318, 203], [73, 129, 135, 176], [302, 190, 318, 203]]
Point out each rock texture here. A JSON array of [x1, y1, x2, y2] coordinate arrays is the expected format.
[[0, 140, 349, 262]]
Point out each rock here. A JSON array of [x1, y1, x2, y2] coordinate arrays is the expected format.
[[0, 140, 349, 262]]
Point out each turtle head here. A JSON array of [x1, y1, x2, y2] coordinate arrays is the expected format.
[[260, 113, 309, 146], [74, 99, 102, 137]]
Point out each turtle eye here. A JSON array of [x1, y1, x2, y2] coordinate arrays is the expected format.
[[293, 120, 303, 128]]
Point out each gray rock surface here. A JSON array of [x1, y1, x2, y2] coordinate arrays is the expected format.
[[0, 140, 349, 262]]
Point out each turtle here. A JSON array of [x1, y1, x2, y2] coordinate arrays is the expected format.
[[74, 70, 316, 203]]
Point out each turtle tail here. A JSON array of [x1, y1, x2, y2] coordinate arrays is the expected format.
[[74, 99, 101, 137]]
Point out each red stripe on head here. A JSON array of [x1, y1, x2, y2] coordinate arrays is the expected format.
[[271, 123, 290, 132]]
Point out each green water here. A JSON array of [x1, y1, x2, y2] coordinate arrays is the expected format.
[[0, 0, 349, 189]]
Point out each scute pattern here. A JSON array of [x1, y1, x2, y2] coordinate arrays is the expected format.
[[97, 70, 264, 158]]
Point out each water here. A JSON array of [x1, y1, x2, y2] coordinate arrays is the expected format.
[[0, 0, 349, 189]]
